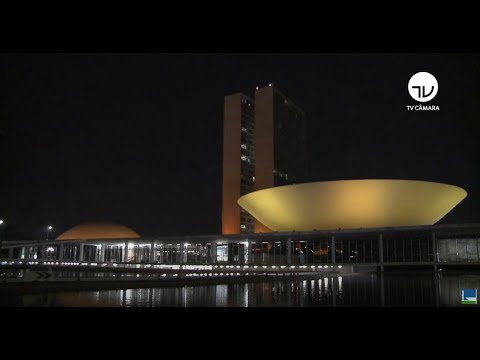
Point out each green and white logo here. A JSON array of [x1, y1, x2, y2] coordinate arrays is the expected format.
[[461, 289, 477, 305]]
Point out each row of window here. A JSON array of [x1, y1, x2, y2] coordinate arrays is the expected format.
[[241, 132, 254, 143], [241, 113, 254, 121], [10, 237, 480, 265], [273, 169, 289, 180], [241, 148, 254, 158], [240, 186, 254, 193], [241, 97, 253, 107], [240, 186, 254, 194], [240, 180, 254, 186], [241, 173, 254, 181], [240, 224, 254, 232]]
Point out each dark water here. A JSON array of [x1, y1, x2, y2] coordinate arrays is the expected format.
[[1, 273, 479, 307]]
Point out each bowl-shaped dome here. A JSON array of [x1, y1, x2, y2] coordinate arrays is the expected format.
[[56, 222, 141, 240], [237, 180, 467, 232]]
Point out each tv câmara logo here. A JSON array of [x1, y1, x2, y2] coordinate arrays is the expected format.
[[406, 72, 440, 111]]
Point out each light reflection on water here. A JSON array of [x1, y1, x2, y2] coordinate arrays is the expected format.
[[2, 273, 480, 307]]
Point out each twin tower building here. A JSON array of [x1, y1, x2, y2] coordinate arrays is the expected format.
[[222, 84, 307, 235]]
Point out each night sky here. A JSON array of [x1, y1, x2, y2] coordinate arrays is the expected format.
[[1, 53, 479, 240]]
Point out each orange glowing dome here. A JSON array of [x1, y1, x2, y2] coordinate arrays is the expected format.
[[56, 222, 141, 240]]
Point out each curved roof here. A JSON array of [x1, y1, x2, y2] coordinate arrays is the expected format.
[[238, 180, 467, 232], [56, 222, 141, 240]]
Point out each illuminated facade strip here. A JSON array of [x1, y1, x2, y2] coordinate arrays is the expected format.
[[2, 223, 480, 267]]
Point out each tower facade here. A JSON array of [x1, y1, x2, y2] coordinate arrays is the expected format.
[[222, 84, 306, 234]]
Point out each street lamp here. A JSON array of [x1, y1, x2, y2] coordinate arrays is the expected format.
[[0, 219, 4, 256], [46, 225, 53, 241]]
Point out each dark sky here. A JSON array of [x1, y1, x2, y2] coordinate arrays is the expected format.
[[1, 53, 479, 240]]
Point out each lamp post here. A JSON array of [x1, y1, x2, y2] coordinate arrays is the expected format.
[[0, 220, 4, 257], [46, 225, 53, 241]]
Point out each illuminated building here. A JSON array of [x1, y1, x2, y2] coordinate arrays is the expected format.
[[237, 179, 467, 232], [222, 84, 306, 235], [1, 91, 479, 273], [0, 178, 475, 270], [3, 222, 480, 271]]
